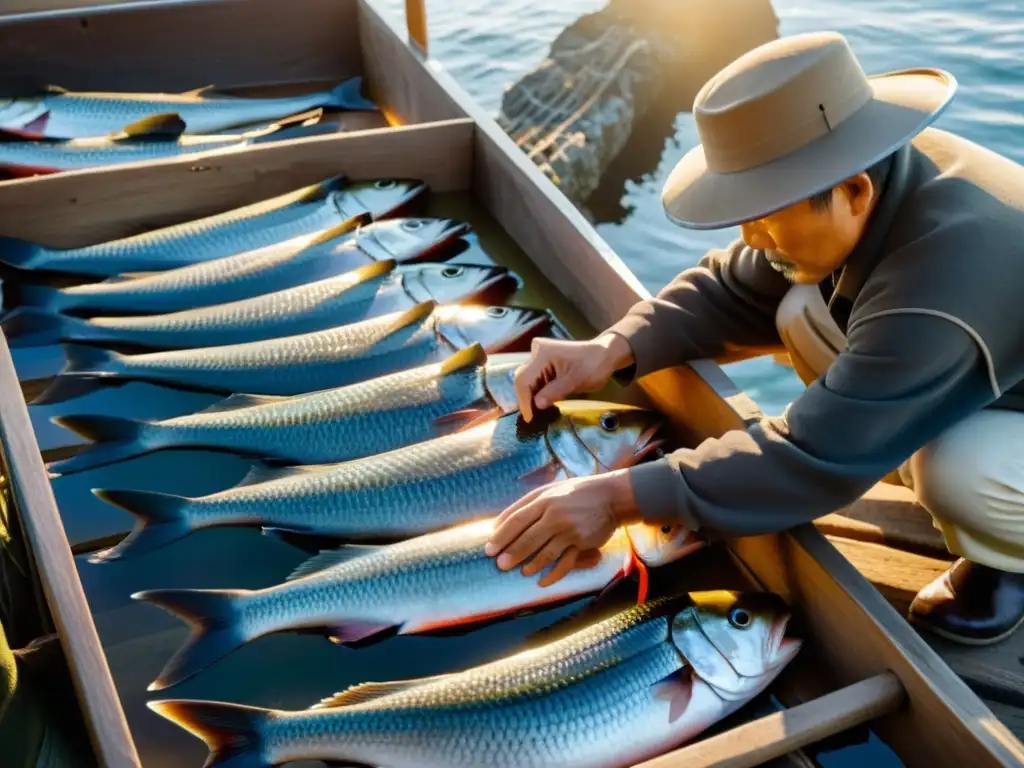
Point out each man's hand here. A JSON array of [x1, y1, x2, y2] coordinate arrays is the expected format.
[[514, 333, 635, 422], [484, 470, 642, 587]]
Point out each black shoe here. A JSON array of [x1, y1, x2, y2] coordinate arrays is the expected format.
[[908, 558, 1024, 646]]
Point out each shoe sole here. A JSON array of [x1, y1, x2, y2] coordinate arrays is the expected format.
[[908, 610, 1024, 647]]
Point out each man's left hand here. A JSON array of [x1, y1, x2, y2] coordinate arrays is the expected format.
[[484, 470, 642, 587]]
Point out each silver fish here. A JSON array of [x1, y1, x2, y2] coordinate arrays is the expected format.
[[0, 78, 376, 139], [0, 176, 425, 276], [3, 260, 516, 349], [47, 344, 525, 475], [0, 114, 340, 176], [31, 302, 553, 405], [89, 401, 662, 561], [8, 217, 469, 316], [148, 591, 801, 768], [133, 519, 703, 690]]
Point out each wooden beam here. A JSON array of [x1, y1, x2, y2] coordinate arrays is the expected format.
[[0, 119, 475, 246], [0, 333, 139, 767], [631, 673, 905, 768]]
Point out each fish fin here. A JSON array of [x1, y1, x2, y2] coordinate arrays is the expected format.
[[0, 235, 47, 270], [179, 84, 217, 97], [113, 113, 187, 140], [400, 591, 584, 636], [325, 77, 378, 112], [247, 107, 325, 134], [295, 174, 349, 202], [347, 257, 396, 284], [1, 281, 67, 312], [286, 545, 383, 581], [146, 699, 270, 768], [42, 84, 68, 94], [88, 489, 193, 561], [431, 403, 502, 436], [246, 121, 340, 145], [439, 342, 487, 375], [62, 342, 121, 376], [652, 671, 694, 724], [310, 677, 447, 709], [386, 299, 437, 333], [0, 306, 76, 347], [197, 393, 287, 415], [517, 462, 564, 487], [132, 588, 251, 690], [261, 528, 342, 554], [235, 460, 322, 488], [28, 375, 108, 405], [300, 213, 371, 250], [327, 619, 395, 645], [46, 414, 151, 475]]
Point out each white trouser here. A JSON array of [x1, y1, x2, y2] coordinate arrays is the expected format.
[[776, 285, 1024, 572]]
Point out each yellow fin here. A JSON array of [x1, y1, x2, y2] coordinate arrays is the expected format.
[[347, 258, 396, 284], [180, 84, 217, 97], [114, 113, 186, 140], [439, 342, 487, 376], [386, 299, 437, 333], [310, 674, 454, 709]]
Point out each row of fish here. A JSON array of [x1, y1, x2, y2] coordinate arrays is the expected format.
[[0, 79, 379, 176], [0, 174, 800, 766]]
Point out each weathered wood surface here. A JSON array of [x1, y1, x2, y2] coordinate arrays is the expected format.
[[633, 673, 906, 768], [0, 334, 139, 766]]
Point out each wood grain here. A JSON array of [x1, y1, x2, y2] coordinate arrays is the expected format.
[[631, 673, 905, 768], [0, 0, 361, 93], [0, 332, 139, 766], [0, 119, 475, 246]]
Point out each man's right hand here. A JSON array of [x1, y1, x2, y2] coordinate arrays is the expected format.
[[514, 333, 635, 422]]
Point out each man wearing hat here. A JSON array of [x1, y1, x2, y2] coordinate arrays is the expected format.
[[484, 30, 1024, 646]]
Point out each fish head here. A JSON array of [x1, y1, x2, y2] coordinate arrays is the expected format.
[[356, 217, 471, 263], [401, 262, 517, 306], [625, 522, 705, 567], [435, 305, 553, 353], [544, 401, 665, 477], [669, 590, 802, 702], [481, 352, 532, 413], [337, 178, 427, 219]]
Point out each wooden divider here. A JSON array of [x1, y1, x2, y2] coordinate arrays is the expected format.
[[0, 332, 139, 766]]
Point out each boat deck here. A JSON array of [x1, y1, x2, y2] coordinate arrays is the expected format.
[[822, 483, 1024, 739]]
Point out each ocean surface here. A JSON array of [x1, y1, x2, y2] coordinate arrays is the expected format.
[[371, 0, 1024, 414]]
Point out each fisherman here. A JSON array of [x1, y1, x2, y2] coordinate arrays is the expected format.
[[484, 30, 1024, 646]]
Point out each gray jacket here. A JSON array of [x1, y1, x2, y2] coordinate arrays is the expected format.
[[607, 127, 1024, 537]]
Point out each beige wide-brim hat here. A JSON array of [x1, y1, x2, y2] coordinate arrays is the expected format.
[[663, 31, 957, 230]]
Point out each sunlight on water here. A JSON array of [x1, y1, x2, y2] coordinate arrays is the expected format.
[[369, 0, 1024, 415]]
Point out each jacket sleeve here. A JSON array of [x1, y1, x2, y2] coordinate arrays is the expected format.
[[605, 239, 792, 379], [627, 311, 998, 537]]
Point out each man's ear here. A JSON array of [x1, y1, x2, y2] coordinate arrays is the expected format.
[[840, 171, 875, 217]]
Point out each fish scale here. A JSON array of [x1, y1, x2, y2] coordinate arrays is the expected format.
[[192, 417, 553, 535]]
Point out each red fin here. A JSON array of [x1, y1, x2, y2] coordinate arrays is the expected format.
[[327, 620, 395, 645], [403, 592, 579, 635], [432, 405, 501, 435], [634, 554, 649, 604], [1, 112, 50, 139], [652, 672, 693, 723], [2, 164, 59, 177], [518, 462, 563, 488]]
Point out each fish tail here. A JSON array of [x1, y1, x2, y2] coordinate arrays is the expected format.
[[132, 588, 252, 690], [27, 342, 124, 405], [0, 306, 77, 347], [89, 488, 193, 561], [0, 236, 47, 271], [46, 414, 152, 475], [326, 77, 377, 111], [2, 282, 69, 313], [147, 698, 272, 768]]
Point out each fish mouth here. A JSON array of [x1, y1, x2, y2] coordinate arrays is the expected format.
[[632, 422, 666, 464], [470, 267, 520, 306], [492, 308, 554, 353], [767, 612, 802, 668]]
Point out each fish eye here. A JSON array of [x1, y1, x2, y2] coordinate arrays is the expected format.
[[375, 179, 398, 190], [599, 412, 619, 431], [402, 219, 424, 231], [660, 525, 673, 535], [441, 265, 464, 278], [487, 306, 508, 318], [728, 607, 752, 629]]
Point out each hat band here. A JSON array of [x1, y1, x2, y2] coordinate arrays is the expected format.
[[702, 82, 873, 174]]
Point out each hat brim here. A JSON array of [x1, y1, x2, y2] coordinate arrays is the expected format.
[[661, 68, 957, 230]]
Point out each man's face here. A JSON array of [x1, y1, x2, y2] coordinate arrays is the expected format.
[[739, 171, 878, 284]]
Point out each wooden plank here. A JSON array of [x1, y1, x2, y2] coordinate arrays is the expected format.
[[357, 0, 465, 125], [0, 119, 475, 246], [817, 483, 952, 559], [0, 0, 361, 93], [632, 673, 905, 768], [0, 332, 139, 767]]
